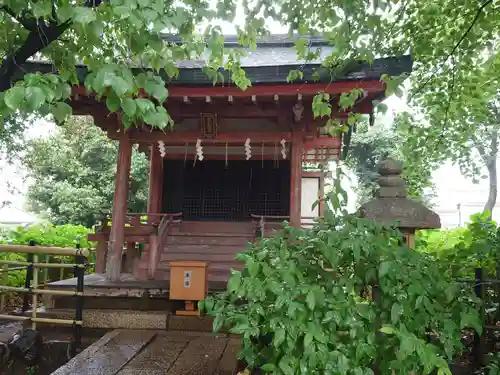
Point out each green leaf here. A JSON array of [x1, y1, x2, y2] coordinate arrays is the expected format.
[[437, 368, 452, 375], [227, 271, 241, 293], [111, 77, 132, 97], [246, 258, 260, 277], [304, 331, 314, 348], [122, 98, 137, 117], [52, 102, 72, 124], [322, 310, 335, 323], [286, 69, 303, 83], [399, 335, 415, 359], [376, 102, 388, 114], [73, 7, 97, 24], [144, 82, 169, 103], [379, 261, 391, 278], [197, 300, 205, 311], [379, 326, 396, 335], [231, 323, 250, 334], [25, 87, 46, 111], [278, 355, 294, 375], [106, 94, 121, 113], [261, 364, 276, 372], [4, 87, 25, 109], [391, 303, 403, 324], [306, 290, 316, 310], [213, 315, 223, 332], [58, 5, 75, 22], [273, 327, 286, 347], [32, 1, 52, 18], [203, 297, 215, 312], [135, 98, 154, 113], [460, 311, 483, 335]]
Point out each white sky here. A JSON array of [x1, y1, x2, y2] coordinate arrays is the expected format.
[[0, 16, 494, 228]]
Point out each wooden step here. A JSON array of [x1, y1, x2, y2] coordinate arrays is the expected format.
[[166, 235, 252, 246], [158, 252, 240, 263], [161, 243, 247, 255], [174, 221, 255, 234]]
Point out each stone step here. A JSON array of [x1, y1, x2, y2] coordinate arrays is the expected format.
[[25, 308, 169, 330], [54, 295, 180, 311], [13, 308, 221, 332], [52, 330, 240, 375]]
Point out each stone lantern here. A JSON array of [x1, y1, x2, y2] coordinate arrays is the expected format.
[[358, 158, 441, 248]]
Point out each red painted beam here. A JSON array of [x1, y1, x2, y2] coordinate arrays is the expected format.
[[113, 130, 294, 143], [72, 80, 384, 99], [162, 154, 289, 161], [166, 81, 384, 98], [303, 137, 342, 150]]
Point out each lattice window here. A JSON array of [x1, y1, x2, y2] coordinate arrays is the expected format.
[[163, 160, 290, 221]]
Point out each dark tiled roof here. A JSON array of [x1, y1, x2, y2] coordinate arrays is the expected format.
[[20, 35, 412, 86], [162, 33, 329, 48], [172, 56, 412, 85], [164, 34, 333, 68]]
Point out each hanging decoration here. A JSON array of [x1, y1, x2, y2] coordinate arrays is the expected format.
[[158, 141, 166, 158], [244, 138, 252, 160], [184, 142, 188, 166], [196, 138, 204, 161], [280, 139, 287, 159]]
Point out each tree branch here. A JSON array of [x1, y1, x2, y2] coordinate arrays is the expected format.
[[0, 21, 71, 92], [0, 5, 37, 31], [412, 0, 494, 97], [473, 137, 489, 163], [490, 128, 498, 158], [0, 1, 103, 92]]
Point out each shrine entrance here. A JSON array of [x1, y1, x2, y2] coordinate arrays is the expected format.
[[162, 159, 291, 221]]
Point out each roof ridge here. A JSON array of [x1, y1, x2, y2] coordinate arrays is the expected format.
[[160, 33, 329, 47]]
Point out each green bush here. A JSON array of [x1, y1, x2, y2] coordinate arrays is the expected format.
[[1, 223, 94, 248], [416, 212, 500, 277], [0, 224, 96, 286], [415, 228, 467, 254], [203, 207, 481, 375]]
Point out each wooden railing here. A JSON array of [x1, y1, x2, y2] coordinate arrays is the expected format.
[[251, 214, 322, 237], [250, 214, 289, 238], [148, 212, 182, 279], [97, 212, 169, 231]]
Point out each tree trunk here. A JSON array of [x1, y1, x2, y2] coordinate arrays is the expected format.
[[475, 129, 498, 219], [483, 158, 497, 218]]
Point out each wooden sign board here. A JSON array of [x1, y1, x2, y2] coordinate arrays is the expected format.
[[169, 261, 209, 316]]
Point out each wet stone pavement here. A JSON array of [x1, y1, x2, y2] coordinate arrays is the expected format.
[[51, 329, 241, 375]]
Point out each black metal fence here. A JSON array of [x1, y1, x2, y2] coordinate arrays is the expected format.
[[458, 267, 500, 370]]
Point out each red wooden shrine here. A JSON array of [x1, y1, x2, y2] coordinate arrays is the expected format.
[[24, 35, 411, 283]]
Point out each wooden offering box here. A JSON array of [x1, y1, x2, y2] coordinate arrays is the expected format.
[[169, 261, 208, 316]]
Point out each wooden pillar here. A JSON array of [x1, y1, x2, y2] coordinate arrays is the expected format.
[[106, 136, 133, 281], [289, 133, 303, 227], [94, 241, 107, 274], [147, 145, 164, 215], [124, 242, 136, 273]]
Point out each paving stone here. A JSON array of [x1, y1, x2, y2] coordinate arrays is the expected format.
[[164, 335, 228, 375], [52, 330, 156, 375]]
